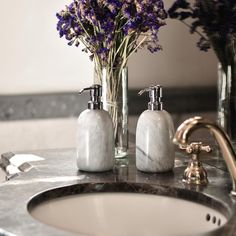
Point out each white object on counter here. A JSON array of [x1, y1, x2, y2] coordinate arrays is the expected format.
[[76, 85, 114, 172], [136, 85, 175, 173], [10, 154, 44, 167]]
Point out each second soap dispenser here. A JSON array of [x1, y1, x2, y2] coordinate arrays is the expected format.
[[76, 84, 115, 172], [136, 85, 175, 173]]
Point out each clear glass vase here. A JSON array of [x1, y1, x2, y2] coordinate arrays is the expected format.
[[217, 62, 236, 148], [101, 67, 128, 158]]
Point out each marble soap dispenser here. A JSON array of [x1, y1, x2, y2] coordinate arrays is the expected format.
[[136, 85, 175, 173], [76, 84, 115, 172]]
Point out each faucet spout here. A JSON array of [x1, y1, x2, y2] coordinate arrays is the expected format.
[[173, 116, 236, 196]]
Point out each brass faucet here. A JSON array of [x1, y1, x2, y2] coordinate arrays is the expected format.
[[173, 116, 236, 196]]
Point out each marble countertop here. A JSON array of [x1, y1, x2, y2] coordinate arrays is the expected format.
[[0, 145, 236, 236]]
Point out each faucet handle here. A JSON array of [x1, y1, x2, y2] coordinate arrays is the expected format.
[[180, 142, 211, 185], [180, 142, 211, 155]]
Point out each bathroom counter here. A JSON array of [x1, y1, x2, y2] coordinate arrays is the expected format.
[[0, 145, 236, 236]]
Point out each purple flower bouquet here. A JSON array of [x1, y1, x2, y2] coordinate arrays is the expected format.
[[56, 0, 167, 72]]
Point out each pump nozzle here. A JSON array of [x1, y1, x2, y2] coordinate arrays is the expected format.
[[138, 85, 163, 111], [138, 88, 149, 96], [79, 84, 103, 110]]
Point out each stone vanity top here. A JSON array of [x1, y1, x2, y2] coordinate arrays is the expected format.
[[0, 145, 236, 236]]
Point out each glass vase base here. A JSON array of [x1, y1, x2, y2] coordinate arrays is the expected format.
[[115, 147, 128, 159]]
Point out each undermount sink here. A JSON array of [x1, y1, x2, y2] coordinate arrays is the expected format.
[[28, 183, 229, 236]]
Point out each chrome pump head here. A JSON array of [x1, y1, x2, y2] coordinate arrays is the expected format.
[[79, 84, 103, 110], [138, 85, 163, 111]]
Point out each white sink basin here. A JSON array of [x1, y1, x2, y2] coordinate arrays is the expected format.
[[29, 187, 227, 236]]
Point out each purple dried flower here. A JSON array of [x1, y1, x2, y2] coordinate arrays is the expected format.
[[56, 0, 167, 67]]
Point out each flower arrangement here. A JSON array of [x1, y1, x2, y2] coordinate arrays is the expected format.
[[56, 0, 167, 157], [168, 0, 236, 74], [56, 0, 167, 75]]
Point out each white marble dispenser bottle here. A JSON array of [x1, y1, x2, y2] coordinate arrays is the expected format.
[[136, 85, 175, 173], [76, 84, 115, 172]]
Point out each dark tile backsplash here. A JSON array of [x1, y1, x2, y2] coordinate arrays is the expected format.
[[0, 86, 217, 121]]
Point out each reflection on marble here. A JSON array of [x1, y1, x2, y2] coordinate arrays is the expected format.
[[113, 158, 129, 182]]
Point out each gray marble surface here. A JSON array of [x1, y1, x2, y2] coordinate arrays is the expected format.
[[0, 146, 236, 236]]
